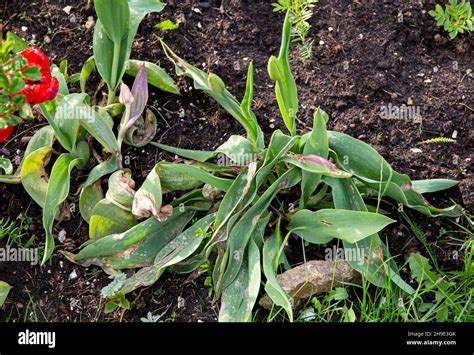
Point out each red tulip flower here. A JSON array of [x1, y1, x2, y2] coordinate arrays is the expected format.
[[19, 47, 59, 105], [0, 125, 14, 143]]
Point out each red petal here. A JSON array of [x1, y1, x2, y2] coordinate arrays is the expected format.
[[20, 47, 52, 84], [0, 126, 14, 143], [21, 77, 59, 105]]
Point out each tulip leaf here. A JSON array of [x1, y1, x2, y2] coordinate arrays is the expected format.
[[84, 156, 118, 187], [75, 209, 194, 270], [262, 222, 293, 321], [79, 181, 104, 224], [73, 103, 119, 154], [411, 179, 459, 194], [118, 213, 216, 294], [80, 56, 96, 93], [157, 163, 233, 193], [94, 0, 165, 95], [328, 131, 462, 217], [324, 176, 415, 294], [289, 209, 395, 244], [20, 147, 53, 208], [219, 238, 260, 322], [53, 93, 87, 152], [42, 153, 84, 265], [220, 168, 301, 290], [301, 108, 329, 208], [281, 154, 351, 178], [94, 0, 130, 44], [126, 60, 179, 95], [268, 11, 298, 136], [89, 199, 138, 240]]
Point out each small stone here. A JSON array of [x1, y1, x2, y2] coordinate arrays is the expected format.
[[85, 16, 95, 30], [63, 6, 72, 14], [407, 97, 414, 106], [452, 130, 458, 139], [21, 26, 28, 32], [319, 40, 325, 45], [58, 229, 67, 243], [44, 35, 51, 44], [177, 296, 185, 309], [69, 270, 78, 280], [410, 148, 423, 154]]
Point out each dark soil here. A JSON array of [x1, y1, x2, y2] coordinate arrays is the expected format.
[[0, 0, 472, 322]]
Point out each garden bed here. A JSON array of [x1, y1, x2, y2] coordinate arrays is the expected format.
[[0, 0, 472, 322]]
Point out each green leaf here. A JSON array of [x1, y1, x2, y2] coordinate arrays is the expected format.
[[52, 93, 87, 152], [75, 103, 119, 154], [157, 163, 233, 193], [24, 126, 56, 159], [94, 0, 130, 44], [155, 19, 180, 31], [80, 56, 96, 93], [22, 67, 42, 81], [89, 199, 138, 240], [118, 213, 216, 294], [324, 176, 415, 294], [328, 131, 462, 217], [6, 32, 28, 52], [75, 209, 194, 270], [94, 0, 165, 94], [0, 281, 12, 307], [268, 11, 298, 136], [289, 209, 395, 244], [219, 239, 261, 322], [83, 156, 118, 187], [127, 60, 179, 95], [151, 135, 259, 164], [20, 147, 53, 208], [411, 179, 458, 194], [79, 181, 104, 224], [301, 108, 329, 207], [42, 154, 84, 265], [220, 168, 301, 290], [262, 223, 293, 321], [408, 253, 439, 288]]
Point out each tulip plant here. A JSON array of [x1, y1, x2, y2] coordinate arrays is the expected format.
[[0, 0, 179, 266], [52, 11, 462, 321]]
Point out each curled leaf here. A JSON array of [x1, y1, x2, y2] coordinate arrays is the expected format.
[[106, 170, 136, 210]]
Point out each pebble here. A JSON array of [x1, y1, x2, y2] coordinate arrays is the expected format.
[[452, 130, 458, 139], [69, 270, 78, 280], [58, 229, 67, 243], [85, 16, 95, 30], [21, 26, 27, 32], [63, 6, 72, 14]]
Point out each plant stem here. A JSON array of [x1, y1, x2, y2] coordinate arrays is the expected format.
[[108, 41, 122, 105]]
